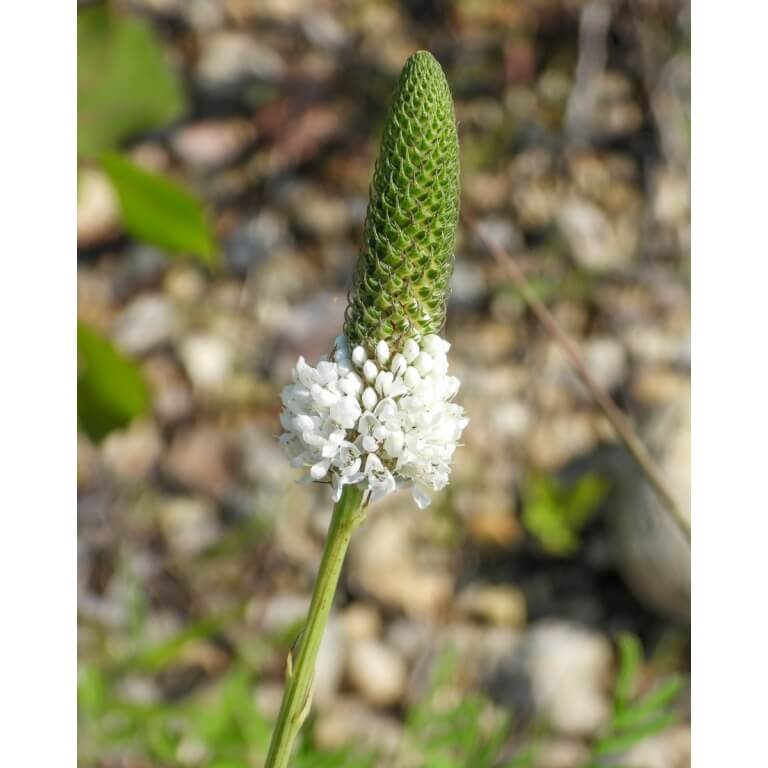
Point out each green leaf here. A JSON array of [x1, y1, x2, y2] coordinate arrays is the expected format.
[[78, 665, 107, 717], [102, 152, 217, 264], [78, 5, 186, 156], [587, 634, 686, 765], [613, 677, 685, 731], [593, 712, 678, 756], [521, 472, 607, 556], [614, 634, 642, 711], [78, 321, 151, 442]]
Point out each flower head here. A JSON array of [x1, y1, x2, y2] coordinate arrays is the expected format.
[[279, 335, 467, 508], [279, 51, 466, 509]]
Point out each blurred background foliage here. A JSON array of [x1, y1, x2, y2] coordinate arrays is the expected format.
[[77, 0, 690, 766]]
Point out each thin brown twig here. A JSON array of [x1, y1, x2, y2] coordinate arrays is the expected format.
[[464, 211, 691, 544]]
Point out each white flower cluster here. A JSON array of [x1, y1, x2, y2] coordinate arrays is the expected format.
[[279, 334, 468, 509]]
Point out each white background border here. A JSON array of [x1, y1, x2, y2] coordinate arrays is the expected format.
[[693, 1, 768, 765], [1, 1, 75, 764]]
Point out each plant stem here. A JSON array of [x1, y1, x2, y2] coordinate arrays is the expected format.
[[264, 484, 365, 768]]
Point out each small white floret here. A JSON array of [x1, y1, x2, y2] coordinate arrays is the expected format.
[[375, 370, 394, 396], [352, 346, 368, 365], [403, 366, 421, 388], [362, 360, 378, 382], [390, 353, 407, 377], [375, 340, 390, 365], [383, 430, 404, 457], [414, 352, 434, 376], [423, 334, 450, 356], [362, 386, 378, 410], [403, 338, 420, 363]]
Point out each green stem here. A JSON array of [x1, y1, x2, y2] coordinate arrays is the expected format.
[[264, 484, 365, 768]]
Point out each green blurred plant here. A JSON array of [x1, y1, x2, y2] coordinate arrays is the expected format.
[[78, 4, 217, 264], [77, 6, 219, 443], [586, 634, 686, 767], [396, 648, 524, 768], [521, 472, 607, 556], [102, 152, 217, 264], [77, 321, 150, 442], [78, 3, 185, 157], [79, 625, 685, 768]]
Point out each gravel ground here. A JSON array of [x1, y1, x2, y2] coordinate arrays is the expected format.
[[78, 2, 691, 766]]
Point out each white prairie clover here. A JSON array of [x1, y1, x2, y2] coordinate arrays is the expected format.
[[279, 333, 468, 509], [266, 51, 463, 768]]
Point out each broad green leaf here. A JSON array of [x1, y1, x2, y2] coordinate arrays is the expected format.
[[78, 5, 186, 156], [102, 152, 217, 264], [78, 321, 151, 442]]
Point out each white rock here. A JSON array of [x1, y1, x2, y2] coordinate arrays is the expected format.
[[527, 413, 599, 469], [283, 182, 350, 238], [557, 196, 637, 271], [160, 497, 219, 557], [197, 32, 284, 86], [524, 620, 612, 736], [260, 593, 311, 633], [458, 583, 527, 628], [620, 724, 691, 768], [489, 399, 532, 440], [171, 119, 256, 171], [385, 618, 430, 663], [101, 420, 162, 481], [300, 11, 348, 49], [653, 169, 689, 226], [347, 639, 407, 708], [535, 738, 591, 768], [253, 682, 284, 721], [340, 603, 382, 643], [142, 355, 193, 425], [313, 696, 402, 753], [113, 294, 181, 356], [77, 168, 119, 246], [582, 337, 627, 393], [610, 383, 691, 621], [180, 333, 235, 391], [348, 513, 454, 618]]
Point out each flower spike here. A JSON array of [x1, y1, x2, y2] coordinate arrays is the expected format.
[[344, 50, 460, 353], [279, 51, 466, 510]]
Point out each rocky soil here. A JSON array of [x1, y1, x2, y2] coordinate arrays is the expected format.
[[78, 1, 691, 766]]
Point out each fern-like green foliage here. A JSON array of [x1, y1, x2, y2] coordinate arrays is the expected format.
[[588, 634, 685, 767], [344, 51, 460, 353]]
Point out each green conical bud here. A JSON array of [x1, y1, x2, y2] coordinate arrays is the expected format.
[[344, 51, 460, 353]]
